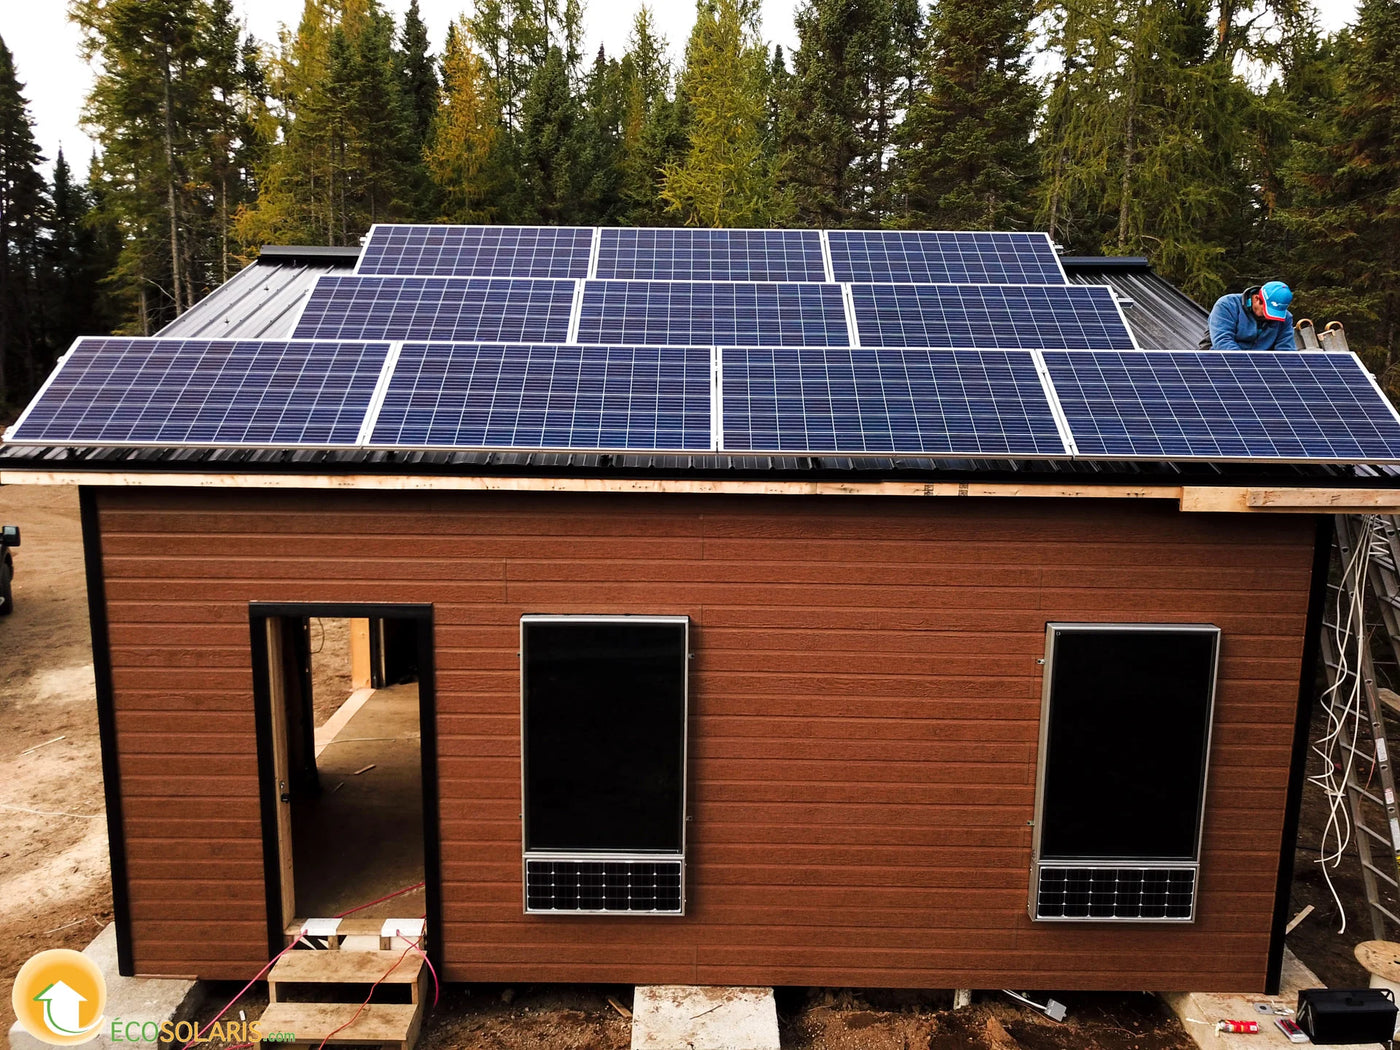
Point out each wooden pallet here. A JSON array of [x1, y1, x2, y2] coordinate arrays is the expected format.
[[257, 1001, 420, 1049]]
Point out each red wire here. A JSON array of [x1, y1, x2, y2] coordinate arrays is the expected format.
[[334, 880, 425, 918], [314, 941, 416, 1050], [179, 936, 306, 1050]]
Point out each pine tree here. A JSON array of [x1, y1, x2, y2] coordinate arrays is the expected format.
[[618, 6, 680, 225], [517, 45, 586, 222], [400, 0, 438, 148], [426, 21, 505, 222], [897, 0, 1039, 230], [45, 150, 112, 357], [661, 0, 790, 227], [1280, 0, 1400, 389], [0, 34, 47, 406]]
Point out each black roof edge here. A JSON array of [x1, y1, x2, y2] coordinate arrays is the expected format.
[[256, 244, 362, 267], [1060, 256, 1152, 272]]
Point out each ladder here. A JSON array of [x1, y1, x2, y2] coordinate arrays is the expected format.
[[1318, 514, 1400, 940]]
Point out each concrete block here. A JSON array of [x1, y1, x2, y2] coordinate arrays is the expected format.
[[631, 985, 780, 1050], [9, 923, 200, 1050]]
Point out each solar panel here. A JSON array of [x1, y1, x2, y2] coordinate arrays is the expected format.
[[370, 343, 713, 452], [357, 224, 594, 278], [721, 347, 1067, 456], [577, 281, 849, 346], [850, 284, 1135, 350], [1043, 349, 1400, 461], [8, 338, 389, 446], [829, 230, 1067, 284], [596, 228, 826, 281], [291, 276, 576, 342]]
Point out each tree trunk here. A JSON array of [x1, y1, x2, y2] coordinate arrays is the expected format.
[[1118, 58, 1137, 250], [162, 41, 184, 315]]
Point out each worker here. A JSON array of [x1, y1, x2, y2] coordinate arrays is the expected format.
[[1204, 281, 1296, 351]]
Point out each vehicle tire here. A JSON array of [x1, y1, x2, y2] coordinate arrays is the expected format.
[[0, 560, 12, 616]]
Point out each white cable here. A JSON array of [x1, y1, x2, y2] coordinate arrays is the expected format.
[[1309, 516, 1381, 933]]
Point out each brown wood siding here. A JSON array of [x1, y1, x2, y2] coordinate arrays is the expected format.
[[94, 489, 1316, 989]]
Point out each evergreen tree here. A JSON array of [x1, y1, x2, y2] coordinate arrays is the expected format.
[[577, 46, 627, 223], [1280, 0, 1400, 390], [0, 34, 47, 406], [898, 0, 1039, 229], [517, 46, 587, 222], [400, 0, 438, 148], [618, 6, 681, 225], [45, 150, 113, 357], [661, 0, 790, 227], [426, 21, 505, 222]]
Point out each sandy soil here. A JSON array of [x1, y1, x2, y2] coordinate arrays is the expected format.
[[3, 478, 1362, 1049]]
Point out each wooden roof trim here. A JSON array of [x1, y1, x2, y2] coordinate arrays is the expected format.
[[5, 469, 1400, 512]]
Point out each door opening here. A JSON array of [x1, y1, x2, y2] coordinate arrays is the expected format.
[[253, 606, 436, 944]]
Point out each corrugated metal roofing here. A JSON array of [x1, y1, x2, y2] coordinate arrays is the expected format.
[[1061, 256, 1209, 350]]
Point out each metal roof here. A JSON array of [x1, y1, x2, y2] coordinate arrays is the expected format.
[[1061, 256, 1209, 350]]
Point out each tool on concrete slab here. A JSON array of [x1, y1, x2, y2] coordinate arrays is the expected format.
[[1274, 1017, 1308, 1043]]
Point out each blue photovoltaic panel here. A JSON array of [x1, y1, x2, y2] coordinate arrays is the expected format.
[[851, 284, 1135, 350], [357, 224, 594, 277], [829, 230, 1067, 284], [577, 280, 849, 346], [370, 343, 713, 452], [1044, 350, 1400, 461], [8, 338, 389, 446], [292, 275, 576, 342], [596, 228, 827, 281], [722, 347, 1066, 456]]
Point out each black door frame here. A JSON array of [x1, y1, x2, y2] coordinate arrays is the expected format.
[[249, 602, 442, 974]]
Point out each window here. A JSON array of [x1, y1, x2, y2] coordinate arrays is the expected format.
[[520, 615, 688, 914], [1030, 623, 1220, 922]]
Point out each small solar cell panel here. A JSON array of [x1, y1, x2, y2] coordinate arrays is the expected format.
[[291, 275, 576, 342], [577, 280, 849, 346], [1043, 349, 1400, 461], [851, 284, 1135, 350], [829, 230, 1067, 284], [8, 338, 389, 446], [595, 228, 826, 281], [721, 347, 1067, 456], [370, 343, 713, 452], [357, 224, 594, 277]]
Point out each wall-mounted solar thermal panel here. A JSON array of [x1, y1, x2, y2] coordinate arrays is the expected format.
[[850, 284, 1136, 350], [828, 230, 1068, 284], [1042, 349, 1400, 462], [290, 275, 576, 343], [576, 280, 849, 347], [7, 337, 391, 446], [368, 343, 714, 452], [595, 228, 827, 282], [721, 347, 1069, 457], [356, 224, 594, 277]]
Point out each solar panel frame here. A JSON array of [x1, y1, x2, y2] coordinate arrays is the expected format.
[[829, 230, 1069, 284], [355, 223, 595, 278], [849, 283, 1138, 351], [367, 342, 716, 453], [719, 346, 1071, 458], [1042, 349, 1400, 463], [291, 275, 578, 343], [7, 337, 393, 448], [576, 280, 850, 347], [595, 228, 828, 282]]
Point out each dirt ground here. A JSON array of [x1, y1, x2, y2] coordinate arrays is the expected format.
[[0, 478, 1371, 1048]]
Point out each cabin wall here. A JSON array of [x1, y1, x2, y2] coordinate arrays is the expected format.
[[91, 487, 1317, 989]]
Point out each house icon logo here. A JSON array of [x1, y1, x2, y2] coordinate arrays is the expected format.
[[11, 949, 106, 1045]]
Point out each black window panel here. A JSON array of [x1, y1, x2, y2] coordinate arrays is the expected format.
[[523, 619, 686, 853], [1039, 627, 1218, 861]]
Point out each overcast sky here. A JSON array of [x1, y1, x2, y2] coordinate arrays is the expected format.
[[0, 0, 1363, 180]]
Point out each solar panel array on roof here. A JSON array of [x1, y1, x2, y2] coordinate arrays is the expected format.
[[850, 284, 1136, 350], [721, 348, 1067, 457], [371, 343, 713, 452], [828, 230, 1066, 284], [595, 228, 827, 282], [8, 338, 390, 446], [291, 275, 576, 342], [576, 280, 849, 346], [10, 225, 1400, 466], [358, 224, 593, 278], [1043, 349, 1400, 462]]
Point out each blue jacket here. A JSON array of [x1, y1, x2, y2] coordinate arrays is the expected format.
[[1207, 288, 1296, 351]]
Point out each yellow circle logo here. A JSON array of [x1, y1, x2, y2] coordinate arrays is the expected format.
[[11, 949, 106, 1045]]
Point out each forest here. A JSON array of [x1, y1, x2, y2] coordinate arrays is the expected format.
[[0, 0, 1397, 415]]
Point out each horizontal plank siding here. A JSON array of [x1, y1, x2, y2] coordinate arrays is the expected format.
[[95, 489, 1316, 988]]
